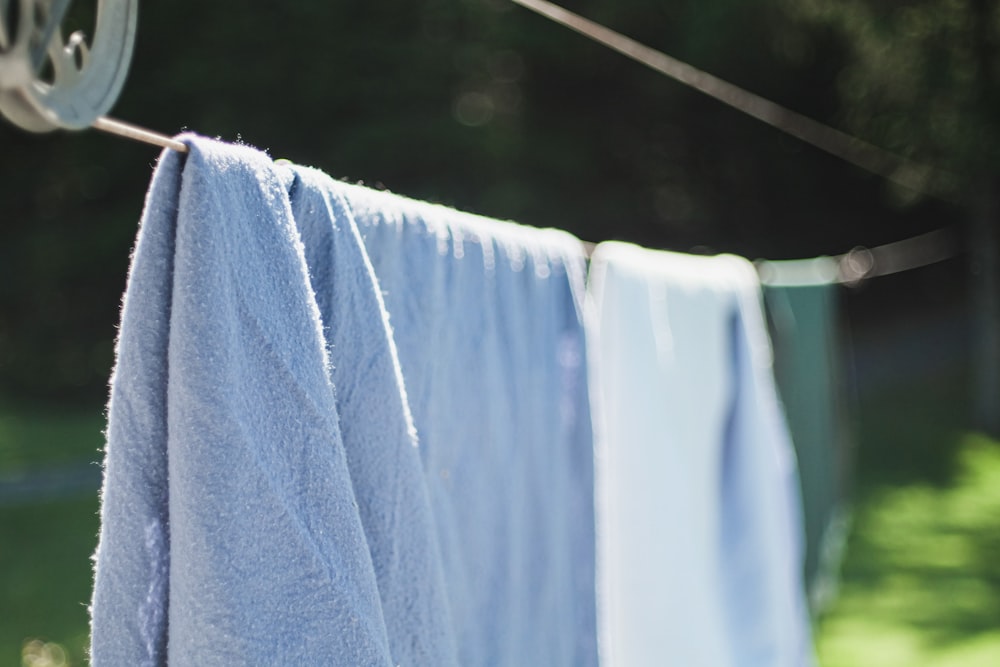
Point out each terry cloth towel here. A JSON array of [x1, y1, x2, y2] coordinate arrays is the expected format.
[[587, 242, 814, 667], [759, 258, 854, 615], [337, 182, 599, 667], [90, 136, 456, 666]]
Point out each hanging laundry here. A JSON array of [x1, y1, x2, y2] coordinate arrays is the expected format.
[[91, 136, 451, 665], [336, 180, 599, 667], [90, 135, 598, 666], [759, 258, 854, 616], [587, 242, 814, 667]]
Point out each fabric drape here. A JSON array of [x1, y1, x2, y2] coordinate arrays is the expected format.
[[587, 241, 814, 667], [761, 257, 853, 615], [90, 135, 597, 666]]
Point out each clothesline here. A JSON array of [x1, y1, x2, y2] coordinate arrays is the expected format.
[[763, 226, 962, 286], [584, 225, 962, 286], [3, 3, 963, 286], [86, 127, 966, 285], [79, 122, 960, 284], [510, 0, 959, 203], [77, 0, 959, 206], [91, 117, 188, 153]]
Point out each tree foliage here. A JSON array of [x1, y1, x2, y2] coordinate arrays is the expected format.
[[788, 0, 1000, 184]]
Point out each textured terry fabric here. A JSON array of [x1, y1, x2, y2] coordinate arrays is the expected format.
[[89, 136, 455, 665], [288, 165, 458, 665], [340, 183, 600, 667], [760, 258, 853, 615], [90, 135, 595, 666], [587, 242, 814, 667]]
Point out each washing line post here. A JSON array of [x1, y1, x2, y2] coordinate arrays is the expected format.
[[971, 179, 1000, 437]]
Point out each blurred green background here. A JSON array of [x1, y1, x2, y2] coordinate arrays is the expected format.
[[1, 0, 997, 664]]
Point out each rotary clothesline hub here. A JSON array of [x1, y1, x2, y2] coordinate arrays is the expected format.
[[0, 0, 136, 132]]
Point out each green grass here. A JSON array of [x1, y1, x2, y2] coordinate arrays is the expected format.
[[814, 362, 1000, 666], [3, 367, 1000, 666], [0, 403, 103, 666], [0, 404, 105, 471], [817, 433, 1000, 666], [0, 497, 99, 666]]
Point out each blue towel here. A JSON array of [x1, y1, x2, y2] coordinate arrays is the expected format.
[[286, 165, 458, 665], [90, 135, 597, 666], [587, 242, 814, 667], [90, 136, 449, 665], [333, 182, 599, 667]]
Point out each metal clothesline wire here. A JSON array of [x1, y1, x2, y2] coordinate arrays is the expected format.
[[512, 0, 964, 282], [510, 0, 959, 203], [81, 1, 962, 284], [584, 226, 962, 285], [101, 0, 958, 200], [777, 226, 962, 286], [92, 116, 188, 153]]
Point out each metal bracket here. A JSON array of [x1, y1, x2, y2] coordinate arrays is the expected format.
[[0, 0, 137, 132]]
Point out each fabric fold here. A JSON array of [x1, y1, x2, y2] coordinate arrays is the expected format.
[[288, 165, 459, 666], [90, 136, 597, 666], [91, 137, 401, 666], [587, 241, 813, 667], [759, 257, 853, 615], [340, 182, 598, 666]]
